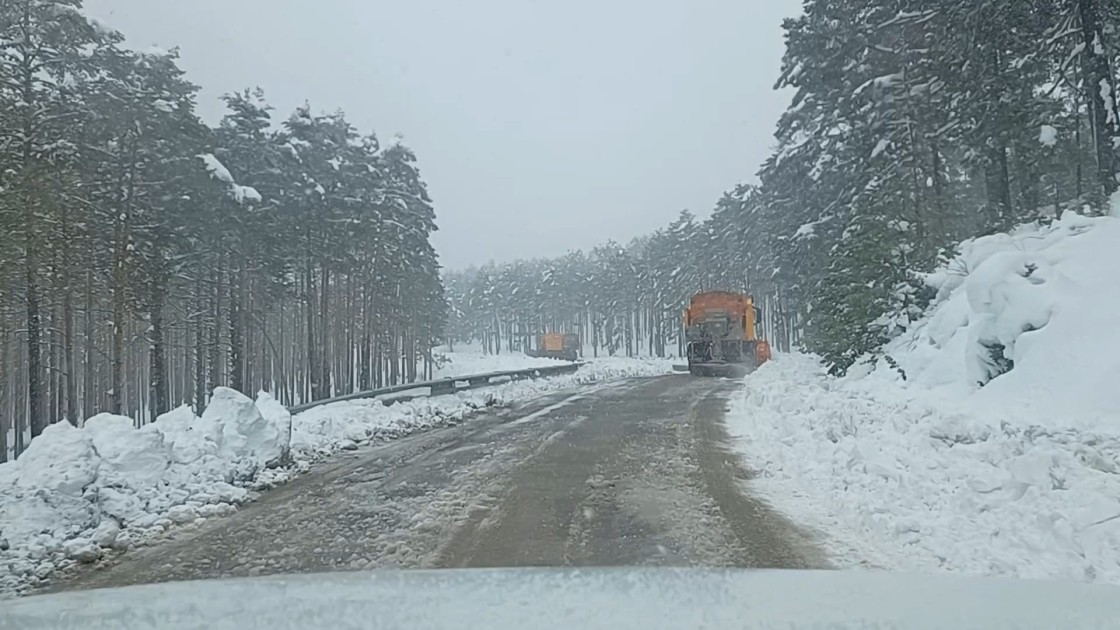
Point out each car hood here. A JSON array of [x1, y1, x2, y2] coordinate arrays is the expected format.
[[4, 568, 1118, 629]]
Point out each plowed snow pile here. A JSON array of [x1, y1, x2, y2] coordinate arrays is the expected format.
[[0, 357, 671, 595], [728, 210, 1120, 584]]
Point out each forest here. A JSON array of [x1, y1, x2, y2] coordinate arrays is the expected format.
[[445, 0, 1120, 373], [3, 0, 1119, 463], [0, 0, 446, 461]]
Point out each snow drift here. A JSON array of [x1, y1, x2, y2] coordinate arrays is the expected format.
[[883, 211, 1120, 426], [728, 211, 1120, 584], [0, 355, 671, 595]]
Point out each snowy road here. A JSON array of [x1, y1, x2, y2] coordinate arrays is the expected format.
[[47, 376, 825, 591]]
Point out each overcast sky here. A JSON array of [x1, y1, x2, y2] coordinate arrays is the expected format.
[[83, 0, 801, 270]]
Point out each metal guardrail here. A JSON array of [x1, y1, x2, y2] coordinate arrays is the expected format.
[[286, 362, 586, 414]]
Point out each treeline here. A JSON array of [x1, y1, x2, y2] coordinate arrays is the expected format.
[[444, 203, 800, 359], [447, 0, 1119, 374], [1, 1, 445, 461]]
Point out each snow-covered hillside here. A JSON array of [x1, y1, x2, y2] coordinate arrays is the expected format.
[[0, 355, 672, 596], [728, 210, 1120, 584]]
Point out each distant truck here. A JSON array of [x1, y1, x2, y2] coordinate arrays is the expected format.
[[526, 332, 580, 362], [684, 291, 771, 376]]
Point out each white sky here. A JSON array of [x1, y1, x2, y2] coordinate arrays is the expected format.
[[83, 0, 801, 269]]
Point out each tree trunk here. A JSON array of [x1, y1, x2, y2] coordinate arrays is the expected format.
[[27, 241, 46, 437], [209, 253, 225, 394], [1078, 0, 1120, 198], [493, 312, 501, 354], [305, 259, 319, 401], [360, 280, 372, 391], [18, 1, 44, 439], [13, 332, 26, 456], [278, 301, 289, 405], [985, 143, 1013, 229], [229, 262, 244, 394], [389, 323, 400, 386], [1076, 91, 1085, 200], [374, 337, 384, 388], [83, 269, 94, 419], [319, 265, 331, 397], [148, 274, 169, 421], [193, 273, 207, 413], [47, 295, 59, 427], [0, 309, 9, 462], [592, 314, 600, 358], [110, 149, 138, 416], [63, 262, 77, 425]]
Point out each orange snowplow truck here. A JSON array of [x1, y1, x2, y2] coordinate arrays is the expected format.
[[684, 291, 771, 376], [526, 332, 580, 362]]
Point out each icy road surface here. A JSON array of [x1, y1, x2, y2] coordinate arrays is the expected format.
[[47, 376, 825, 590]]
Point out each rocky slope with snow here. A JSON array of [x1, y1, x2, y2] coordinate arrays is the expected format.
[[728, 208, 1120, 584], [0, 355, 672, 596]]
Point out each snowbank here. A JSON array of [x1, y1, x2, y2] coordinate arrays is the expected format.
[[0, 388, 285, 594], [884, 211, 1120, 427], [727, 212, 1120, 584], [0, 357, 670, 595]]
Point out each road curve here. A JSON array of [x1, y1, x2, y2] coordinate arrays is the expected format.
[[48, 375, 827, 592]]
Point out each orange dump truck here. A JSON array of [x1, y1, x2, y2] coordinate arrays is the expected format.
[[683, 291, 771, 376], [526, 332, 580, 361]]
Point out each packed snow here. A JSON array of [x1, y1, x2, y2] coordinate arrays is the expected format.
[[232, 184, 262, 204], [197, 153, 234, 184], [727, 211, 1120, 584], [0, 355, 671, 596], [1039, 124, 1058, 147], [86, 16, 120, 38], [198, 154, 262, 205]]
